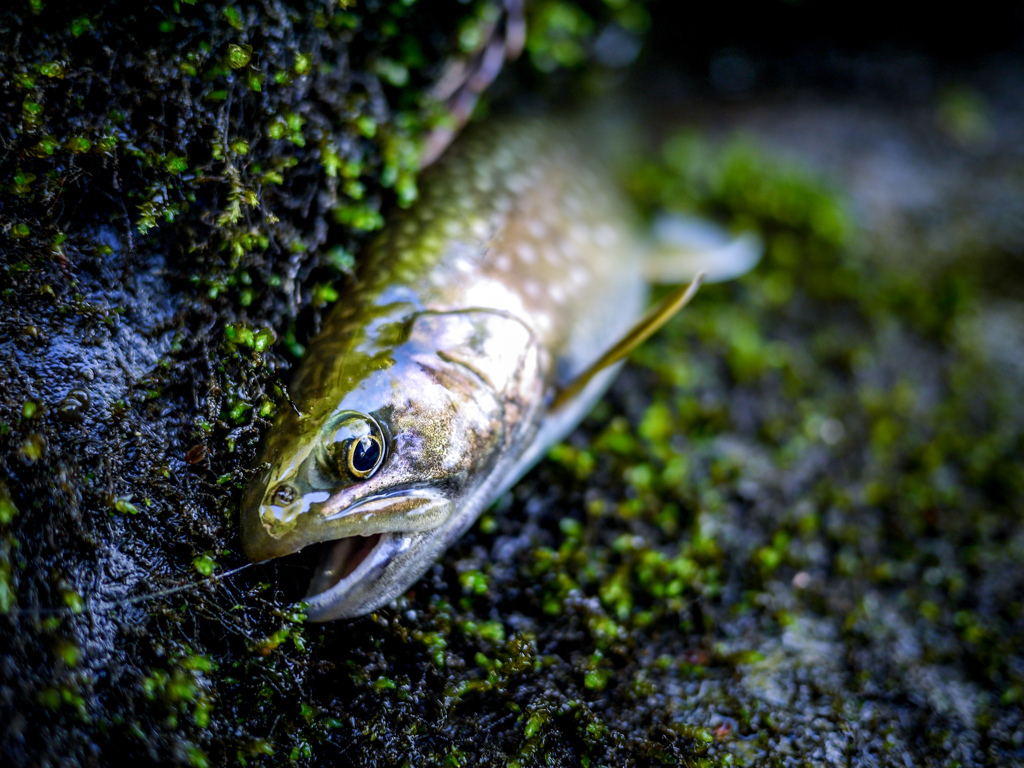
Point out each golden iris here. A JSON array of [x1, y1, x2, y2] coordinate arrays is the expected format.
[[325, 412, 386, 480]]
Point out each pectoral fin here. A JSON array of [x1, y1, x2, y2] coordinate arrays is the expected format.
[[549, 273, 704, 413]]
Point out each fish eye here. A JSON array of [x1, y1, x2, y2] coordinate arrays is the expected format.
[[348, 434, 383, 478], [325, 411, 387, 481]]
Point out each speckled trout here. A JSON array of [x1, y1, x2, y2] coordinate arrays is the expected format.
[[240, 119, 758, 620]]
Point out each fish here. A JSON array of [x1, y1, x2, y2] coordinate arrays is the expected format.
[[240, 118, 759, 620]]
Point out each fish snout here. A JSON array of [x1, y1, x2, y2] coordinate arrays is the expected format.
[[239, 468, 316, 560]]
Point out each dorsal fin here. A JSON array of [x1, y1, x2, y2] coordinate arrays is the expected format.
[[549, 273, 704, 413]]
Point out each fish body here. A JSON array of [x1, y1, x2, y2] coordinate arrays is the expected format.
[[241, 120, 662, 619]]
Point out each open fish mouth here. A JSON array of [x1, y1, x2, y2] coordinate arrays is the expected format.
[[299, 531, 422, 621], [294, 491, 454, 619], [307, 533, 384, 596], [242, 487, 456, 620]]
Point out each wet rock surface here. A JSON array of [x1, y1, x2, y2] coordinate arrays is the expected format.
[[2, 2, 1023, 766]]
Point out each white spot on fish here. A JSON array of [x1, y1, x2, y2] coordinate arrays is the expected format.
[[516, 242, 537, 264], [493, 148, 515, 172], [471, 219, 490, 240], [474, 172, 494, 194], [532, 312, 552, 333], [569, 224, 591, 244], [595, 224, 618, 248], [493, 194, 514, 216], [506, 174, 529, 194], [558, 238, 576, 262], [420, 234, 442, 253]]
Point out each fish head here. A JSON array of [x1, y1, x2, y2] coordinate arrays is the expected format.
[[241, 309, 543, 620]]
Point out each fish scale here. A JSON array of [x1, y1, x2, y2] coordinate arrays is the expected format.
[[362, 119, 644, 367]]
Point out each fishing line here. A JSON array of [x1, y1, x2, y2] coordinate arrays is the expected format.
[[4, 561, 255, 619]]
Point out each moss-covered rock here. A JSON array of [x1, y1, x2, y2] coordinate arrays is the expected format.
[[0, 0, 489, 763]]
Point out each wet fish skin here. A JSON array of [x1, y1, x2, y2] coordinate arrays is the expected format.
[[241, 119, 648, 620]]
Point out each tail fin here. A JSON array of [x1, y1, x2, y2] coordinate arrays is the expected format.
[[643, 213, 763, 284]]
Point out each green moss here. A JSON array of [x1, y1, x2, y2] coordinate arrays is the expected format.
[[226, 43, 251, 69], [18, 433, 46, 462], [191, 553, 216, 577], [0, 485, 16, 525], [54, 639, 81, 668], [251, 607, 307, 655], [112, 497, 139, 515], [525, 1, 597, 72], [0, 538, 16, 614], [57, 590, 84, 618], [39, 685, 88, 720], [937, 84, 993, 145], [331, 202, 386, 231], [142, 654, 216, 731]]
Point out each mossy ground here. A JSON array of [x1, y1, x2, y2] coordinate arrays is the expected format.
[[2, 1, 1024, 766]]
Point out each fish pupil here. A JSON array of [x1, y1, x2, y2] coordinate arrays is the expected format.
[[350, 435, 381, 475]]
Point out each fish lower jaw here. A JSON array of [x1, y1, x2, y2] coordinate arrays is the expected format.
[[306, 533, 382, 595], [302, 533, 384, 619], [300, 531, 419, 621]]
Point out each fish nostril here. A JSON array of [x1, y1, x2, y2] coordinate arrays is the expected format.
[[271, 484, 296, 506]]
